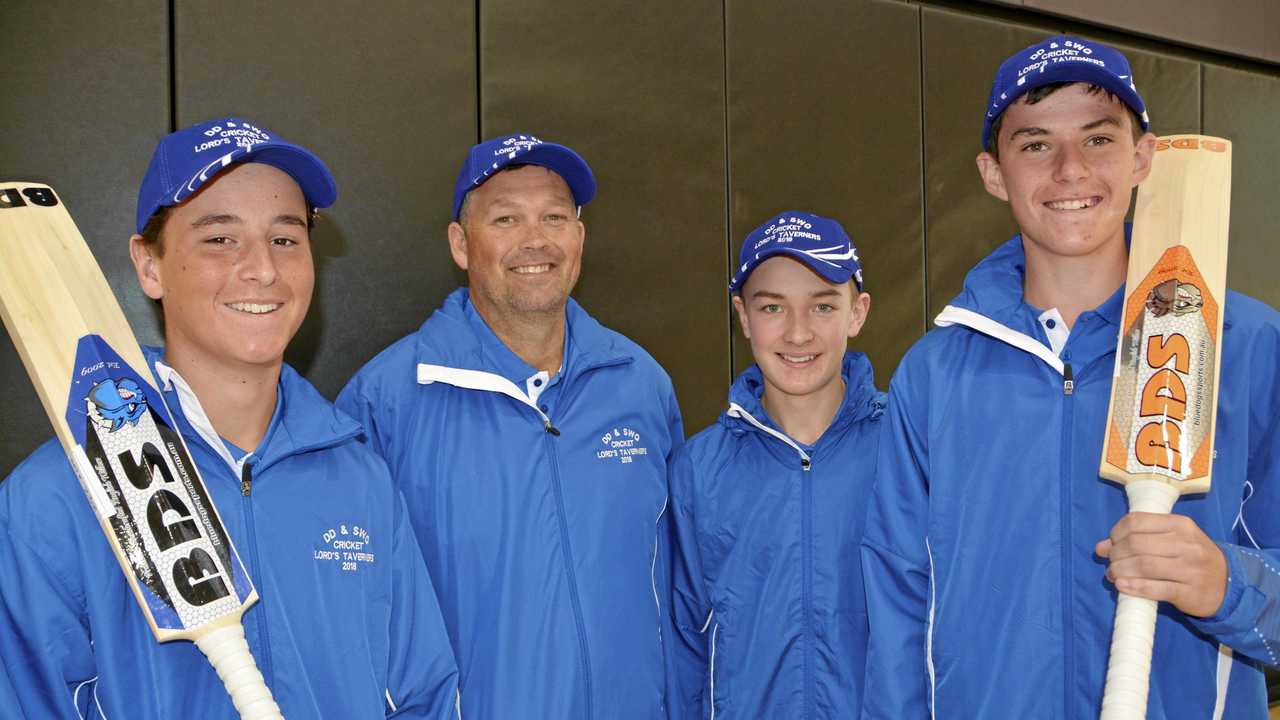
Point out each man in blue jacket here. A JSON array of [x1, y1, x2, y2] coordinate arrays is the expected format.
[[861, 36, 1280, 718], [337, 133, 684, 719], [667, 211, 883, 718], [0, 118, 459, 719]]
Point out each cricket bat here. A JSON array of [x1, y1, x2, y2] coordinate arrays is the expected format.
[[1098, 135, 1232, 719], [0, 182, 283, 719]]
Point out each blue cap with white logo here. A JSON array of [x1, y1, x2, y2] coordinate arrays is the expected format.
[[135, 117, 337, 233], [452, 133, 596, 220], [982, 35, 1149, 149], [730, 211, 863, 294]]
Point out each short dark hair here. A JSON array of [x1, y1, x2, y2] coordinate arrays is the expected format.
[[137, 204, 318, 257], [985, 82, 1145, 160]]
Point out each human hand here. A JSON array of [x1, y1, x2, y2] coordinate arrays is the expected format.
[[1095, 512, 1228, 618]]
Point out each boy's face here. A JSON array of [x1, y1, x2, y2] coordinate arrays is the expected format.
[[130, 162, 314, 371], [976, 83, 1155, 264], [733, 256, 870, 404]]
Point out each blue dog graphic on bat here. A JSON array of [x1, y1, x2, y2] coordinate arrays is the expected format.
[[87, 378, 148, 431]]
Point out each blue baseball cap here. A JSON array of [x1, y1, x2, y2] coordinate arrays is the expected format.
[[730, 211, 863, 294], [982, 35, 1149, 149], [135, 117, 337, 233], [452, 133, 596, 220]]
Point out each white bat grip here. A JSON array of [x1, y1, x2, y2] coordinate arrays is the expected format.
[[1100, 479, 1181, 720], [194, 621, 285, 720]]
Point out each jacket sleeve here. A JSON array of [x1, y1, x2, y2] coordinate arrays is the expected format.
[[1186, 316, 1280, 666], [0, 459, 98, 719], [336, 366, 396, 461], [664, 447, 711, 719], [384, 490, 460, 719], [860, 365, 933, 719]]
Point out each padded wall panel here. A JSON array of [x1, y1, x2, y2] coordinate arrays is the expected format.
[[0, 0, 168, 477], [726, 0, 922, 391], [480, 1, 727, 433], [922, 9, 1201, 319], [175, 0, 476, 396], [1203, 65, 1280, 310]]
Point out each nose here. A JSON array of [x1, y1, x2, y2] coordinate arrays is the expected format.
[[1052, 143, 1089, 184], [519, 219, 552, 250], [783, 311, 815, 346], [238, 236, 279, 286]]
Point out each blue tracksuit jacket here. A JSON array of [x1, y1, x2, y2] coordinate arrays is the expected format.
[[337, 288, 684, 719], [0, 348, 459, 719], [861, 235, 1280, 719], [667, 352, 884, 719]]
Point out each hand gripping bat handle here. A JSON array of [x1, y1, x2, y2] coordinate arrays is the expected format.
[[1100, 479, 1181, 720], [195, 619, 285, 719]]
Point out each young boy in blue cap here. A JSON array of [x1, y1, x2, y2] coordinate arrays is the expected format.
[[0, 118, 459, 719], [666, 210, 883, 718], [861, 36, 1280, 718]]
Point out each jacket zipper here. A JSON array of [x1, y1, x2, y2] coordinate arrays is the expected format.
[[543, 427, 593, 718], [802, 458, 815, 720], [1059, 358, 1075, 719], [239, 461, 274, 691]]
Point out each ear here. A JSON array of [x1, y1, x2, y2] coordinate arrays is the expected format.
[[1131, 131, 1157, 185], [129, 234, 165, 300], [847, 291, 871, 339], [447, 221, 469, 271], [731, 294, 751, 340], [975, 152, 1009, 202]]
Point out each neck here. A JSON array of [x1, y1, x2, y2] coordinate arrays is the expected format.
[[161, 341, 281, 452], [475, 301, 566, 375], [1022, 234, 1127, 328], [761, 375, 846, 446]]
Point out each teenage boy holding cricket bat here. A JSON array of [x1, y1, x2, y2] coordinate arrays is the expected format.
[[860, 36, 1280, 719], [665, 210, 883, 718], [0, 118, 458, 719]]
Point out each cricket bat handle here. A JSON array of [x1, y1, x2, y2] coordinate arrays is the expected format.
[[1100, 480, 1180, 720], [195, 619, 285, 719]]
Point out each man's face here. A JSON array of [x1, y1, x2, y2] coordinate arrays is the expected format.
[[130, 162, 314, 370], [976, 84, 1155, 264], [448, 165, 585, 320], [732, 256, 870, 404]]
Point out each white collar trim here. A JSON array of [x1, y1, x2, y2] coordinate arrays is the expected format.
[[934, 305, 1064, 374], [153, 360, 250, 478]]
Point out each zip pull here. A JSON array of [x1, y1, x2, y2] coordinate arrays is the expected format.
[[800, 457, 812, 472], [544, 419, 561, 436], [1063, 362, 1074, 396], [241, 462, 253, 496]]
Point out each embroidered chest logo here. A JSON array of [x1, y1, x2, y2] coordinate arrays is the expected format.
[[313, 523, 375, 573], [596, 426, 649, 464]]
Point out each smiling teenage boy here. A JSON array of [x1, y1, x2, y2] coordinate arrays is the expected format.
[[0, 118, 458, 719], [667, 211, 883, 718], [861, 37, 1280, 718]]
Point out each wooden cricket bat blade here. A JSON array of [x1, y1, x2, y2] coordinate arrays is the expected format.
[[1097, 136, 1232, 719]]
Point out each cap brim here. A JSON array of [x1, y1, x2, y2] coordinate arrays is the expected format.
[[242, 144, 338, 209], [730, 247, 856, 293], [511, 143, 596, 207]]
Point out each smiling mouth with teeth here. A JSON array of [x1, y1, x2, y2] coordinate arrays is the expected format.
[[512, 264, 552, 274], [780, 353, 817, 363], [1045, 197, 1100, 210], [227, 302, 281, 314]]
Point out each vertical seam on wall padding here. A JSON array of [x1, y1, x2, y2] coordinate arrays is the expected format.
[[1199, 63, 1205, 134], [721, 0, 734, 381], [168, 0, 176, 131], [474, 0, 482, 140], [917, 6, 928, 333]]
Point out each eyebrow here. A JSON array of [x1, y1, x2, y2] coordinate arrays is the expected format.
[[188, 213, 308, 228], [750, 288, 843, 300], [1007, 115, 1124, 142]]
